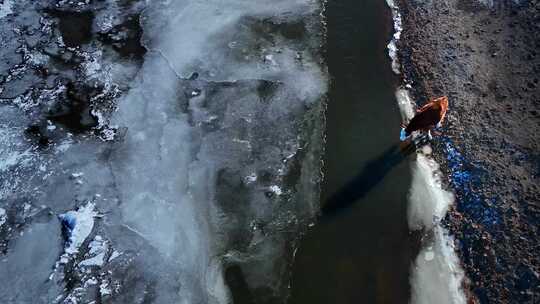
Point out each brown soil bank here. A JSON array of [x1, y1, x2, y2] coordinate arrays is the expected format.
[[395, 0, 539, 303]]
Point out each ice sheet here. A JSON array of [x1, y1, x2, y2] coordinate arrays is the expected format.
[[0, 0, 327, 302]]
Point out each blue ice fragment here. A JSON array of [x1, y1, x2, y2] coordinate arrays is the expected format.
[[59, 212, 77, 232], [399, 128, 407, 141], [59, 212, 77, 249]]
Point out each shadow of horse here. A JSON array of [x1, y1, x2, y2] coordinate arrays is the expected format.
[[321, 136, 427, 218]]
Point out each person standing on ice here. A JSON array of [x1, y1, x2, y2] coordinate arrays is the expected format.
[[400, 96, 448, 141]]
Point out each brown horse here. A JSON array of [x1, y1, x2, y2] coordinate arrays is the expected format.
[[403, 96, 448, 138]]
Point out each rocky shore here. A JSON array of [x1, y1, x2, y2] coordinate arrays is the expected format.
[[396, 0, 539, 303]]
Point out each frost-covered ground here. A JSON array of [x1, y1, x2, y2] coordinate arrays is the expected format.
[[0, 1, 327, 303]]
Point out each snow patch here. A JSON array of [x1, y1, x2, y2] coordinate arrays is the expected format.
[[100, 280, 112, 296], [395, 88, 416, 120], [59, 203, 97, 255], [79, 235, 108, 267], [269, 185, 283, 196], [411, 227, 467, 304], [108, 250, 121, 262], [84, 277, 98, 288], [386, 0, 403, 74], [0, 148, 33, 172], [0, 0, 14, 19], [71, 172, 84, 178], [409, 154, 454, 230]]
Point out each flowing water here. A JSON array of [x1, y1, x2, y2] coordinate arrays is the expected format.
[[288, 0, 418, 303]]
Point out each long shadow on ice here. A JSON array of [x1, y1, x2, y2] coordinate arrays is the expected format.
[[321, 139, 420, 217]]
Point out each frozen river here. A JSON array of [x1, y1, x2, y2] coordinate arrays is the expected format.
[[0, 0, 465, 303], [1, 1, 326, 303]]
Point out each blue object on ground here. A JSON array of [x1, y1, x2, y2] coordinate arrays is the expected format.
[[399, 128, 407, 141]]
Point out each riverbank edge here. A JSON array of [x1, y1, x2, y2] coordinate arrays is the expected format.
[[395, 1, 540, 303], [385, 1, 469, 303]]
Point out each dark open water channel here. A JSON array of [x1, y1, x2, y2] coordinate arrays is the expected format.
[[288, 0, 416, 303]]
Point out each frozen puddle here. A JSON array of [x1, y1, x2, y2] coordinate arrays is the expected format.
[[386, 2, 467, 304]]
